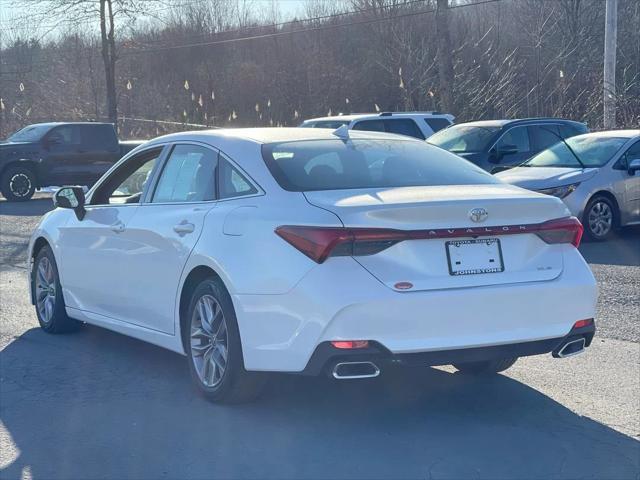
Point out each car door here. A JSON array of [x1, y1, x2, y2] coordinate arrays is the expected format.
[[43, 125, 86, 185], [119, 142, 219, 334], [529, 124, 562, 153], [611, 140, 640, 223], [56, 146, 166, 321], [492, 125, 533, 167]]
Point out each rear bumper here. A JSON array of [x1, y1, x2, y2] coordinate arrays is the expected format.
[[234, 247, 597, 372], [302, 323, 596, 375]]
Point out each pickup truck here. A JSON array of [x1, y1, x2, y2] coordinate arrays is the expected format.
[[0, 122, 143, 201]]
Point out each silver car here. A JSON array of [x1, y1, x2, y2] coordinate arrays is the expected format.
[[496, 130, 640, 240]]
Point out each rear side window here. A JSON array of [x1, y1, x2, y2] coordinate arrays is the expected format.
[[262, 139, 497, 192], [530, 125, 561, 151], [218, 157, 257, 199], [424, 118, 451, 133], [152, 144, 217, 203], [560, 123, 588, 138], [384, 119, 425, 139], [81, 125, 117, 151]]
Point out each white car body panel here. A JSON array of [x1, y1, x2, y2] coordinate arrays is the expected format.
[[28, 128, 598, 373]]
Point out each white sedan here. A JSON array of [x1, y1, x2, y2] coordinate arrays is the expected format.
[[28, 127, 597, 403]]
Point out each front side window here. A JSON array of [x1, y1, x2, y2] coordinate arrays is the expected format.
[[424, 118, 451, 133], [496, 126, 531, 153], [525, 136, 628, 168], [352, 120, 385, 133], [47, 126, 82, 146], [614, 140, 640, 170], [262, 139, 497, 192], [153, 144, 217, 203], [301, 120, 349, 129], [427, 125, 499, 153], [90, 147, 163, 205]]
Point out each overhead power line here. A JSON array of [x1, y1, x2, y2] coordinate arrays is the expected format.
[[124, 0, 503, 56]]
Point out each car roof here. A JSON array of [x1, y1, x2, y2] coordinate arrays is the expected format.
[[456, 118, 585, 128], [575, 130, 640, 140], [303, 112, 453, 123], [146, 127, 418, 146], [18, 122, 114, 129]]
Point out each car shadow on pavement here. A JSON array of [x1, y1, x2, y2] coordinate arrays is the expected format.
[[578, 226, 640, 267], [1, 326, 638, 480]]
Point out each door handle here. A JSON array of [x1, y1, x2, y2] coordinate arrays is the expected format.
[[110, 221, 126, 233], [173, 221, 195, 236]]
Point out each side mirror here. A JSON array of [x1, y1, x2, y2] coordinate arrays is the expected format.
[[53, 186, 86, 220], [628, 158, 640, 176]]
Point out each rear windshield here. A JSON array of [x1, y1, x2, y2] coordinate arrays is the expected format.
[[262, 139, 498, 192]]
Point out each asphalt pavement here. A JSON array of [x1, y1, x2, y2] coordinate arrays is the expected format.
[[1, 195, 638, 480]]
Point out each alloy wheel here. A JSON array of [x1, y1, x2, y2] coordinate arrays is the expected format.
[[35, 256, 56, 324], [190, 294, 229, 388], [587, 201, 613, 238], [10, 173, 32, 198]]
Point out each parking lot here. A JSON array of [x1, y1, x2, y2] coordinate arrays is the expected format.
[[0, 195, 638, 479]]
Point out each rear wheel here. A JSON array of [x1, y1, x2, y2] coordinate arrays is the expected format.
[[185, 277, 267, 403], [582, 195, 617, 241], [33, 246, 81, 333], [1, 165, 36, 201], [453, 357, 518, 374]]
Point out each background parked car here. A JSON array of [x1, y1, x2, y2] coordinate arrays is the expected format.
[[0, 122, 143, 201], [496, 130, 640, 241], [427, 118, 588, 172], [300, 112, 455, 139]]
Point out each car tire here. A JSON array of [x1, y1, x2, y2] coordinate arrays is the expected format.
[[453, 357, 518, 374], [1, 165, 36, 201], [185, 277, 267, 403], [33, 246, 81, 333], [582, 195, 617, 242]]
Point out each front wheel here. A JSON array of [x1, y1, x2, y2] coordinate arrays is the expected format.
[[185, 278, 267, 403], [1, 166, 36, 201], [453, 357, 518, 374], [582, 195, 617, 241], [33, 246, 81, 333]]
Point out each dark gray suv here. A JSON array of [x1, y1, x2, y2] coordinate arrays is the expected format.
[[427, 118, 588, 172]]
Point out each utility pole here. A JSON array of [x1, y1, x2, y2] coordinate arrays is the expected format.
[[435, 0, 454, 113], [603, 0, 617, 129]]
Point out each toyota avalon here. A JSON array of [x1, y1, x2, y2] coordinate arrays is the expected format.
[[28, 127, 597, 403]]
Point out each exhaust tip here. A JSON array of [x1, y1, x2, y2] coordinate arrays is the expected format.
[[556, 337, 586, 358], [332, 361, 380, 380]]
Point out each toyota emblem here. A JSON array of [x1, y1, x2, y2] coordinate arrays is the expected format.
[[469, 207, 488, 223]]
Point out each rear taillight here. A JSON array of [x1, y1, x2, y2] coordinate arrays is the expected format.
[[533, 217, 583, 248], [275, 226, 402, 263], [276, 216, 583, 263]]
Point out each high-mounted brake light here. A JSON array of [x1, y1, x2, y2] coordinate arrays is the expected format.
[[276, 216, 584, 263]]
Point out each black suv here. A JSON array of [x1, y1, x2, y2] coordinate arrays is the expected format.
[[427, 118, 588, 172], [0, 122, 142, 201]]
